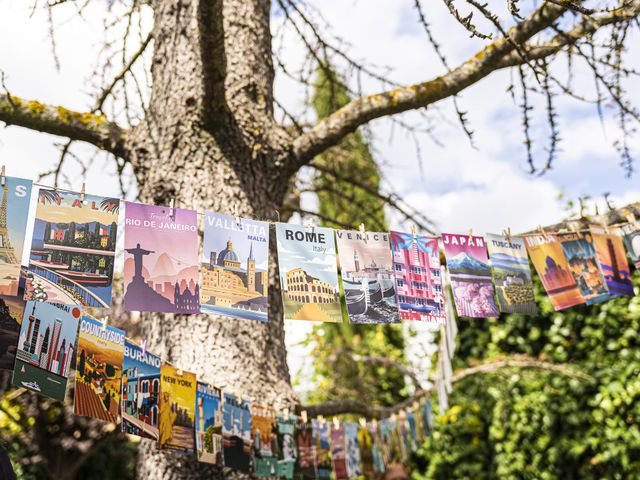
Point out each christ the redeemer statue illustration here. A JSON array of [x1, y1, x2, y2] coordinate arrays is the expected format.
[[126, 243, 154, 280]]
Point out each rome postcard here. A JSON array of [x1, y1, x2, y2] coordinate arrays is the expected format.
[[200, 212, 269, 322], [276, 223, 342, 323]]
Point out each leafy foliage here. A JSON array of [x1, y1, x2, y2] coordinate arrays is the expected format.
[[412, 272, 640, 479]]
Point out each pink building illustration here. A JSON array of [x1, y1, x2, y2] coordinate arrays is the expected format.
[[391, 232, 445, 323]]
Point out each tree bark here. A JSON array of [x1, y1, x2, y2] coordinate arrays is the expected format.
[[129, 0, 295, 478]]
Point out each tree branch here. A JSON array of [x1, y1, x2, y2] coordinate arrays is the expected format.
[[0, 94, 127, 157], [287, 1, 639, 172], [301, 355, 593, 418]]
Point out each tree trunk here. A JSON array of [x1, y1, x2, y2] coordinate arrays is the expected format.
[[128, 0, 296, 477]]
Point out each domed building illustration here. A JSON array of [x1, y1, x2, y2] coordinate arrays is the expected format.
[[200, 239, 268, 319]]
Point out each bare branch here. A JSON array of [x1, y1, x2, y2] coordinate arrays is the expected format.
[[0, 94, 127, 157], [301, 355, 593, 418], [287, 1, 640, 174], [288, 2, 571, 172]]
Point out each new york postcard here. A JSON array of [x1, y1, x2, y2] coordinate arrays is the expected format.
[[124, 202, 200, 313], [200, 212, 269, 322], [121, 340, 161, 440], [158, 365, 196, 454], [0, 176, 32, 297], [335, 230, 399, 324], [26, 190, 119, 307], [222, 393, 253, 472], [525, 234, 585, 310], [557, 232, 611, 304], [12, 301, 81, 401], [389, 231, 446, 323], [0, 269, 27, 370], [442, 233, 498, 318], [485, 233, 537, 314], [590, 226, 634, 297], [251, 404, 277, 476], [195, 382, 223, 465], [74, 315, 125, 423], [276, 223, 342, 322]]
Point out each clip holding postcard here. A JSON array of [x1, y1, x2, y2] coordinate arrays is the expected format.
[[301, 410, 308, 423], [624, 210, 639, 229], [410, 224, 417, 239], [332, 416, 340, 429], [233, 205, 242, 228], [467, 228, 473, 244], [80, 183, 86, 203], [0, 165, 5, 187], [317, 414, 325, 424], [101, 316, 108, 331], [168, 198, 175, 219], [358, 223, 367, 243], [305, 218, 314, 232], [176, 365, 183, 376], [359, 417, 367, 428], [140, 339, 147, 356], [569, 221, 582, 238], [537, 225, 550, 241], [502, 227, 513, 243], [274, 209, 281, 223]]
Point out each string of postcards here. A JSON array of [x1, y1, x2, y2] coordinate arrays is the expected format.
[[0, 173, 639, 476]]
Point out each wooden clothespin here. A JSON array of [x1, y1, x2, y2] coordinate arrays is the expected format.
[[410, 224, 417, 239], [176, 365, 183, 376], [537, 225, 549, 241], [502, 228, 513, 243], [301, 410, 308, 423], [467, 228, 473, 244], [305, 218, 314, 232], [101, 315, 108, 331], [1, 165, 5, 187], [168, 198, 175, 218], [358, 223, 367, 243], [569, 221, 582, 238], [274, 209, 281, 223], [624, 210, 639, 229], [332, 416, 340, 429], [140, 339, 147, 356], [317, 414, 325, 425], [80, 183, 86, 203], [371, 418, 378, 429], [233, 205, 242, 228], [359, 417, 367, 428]]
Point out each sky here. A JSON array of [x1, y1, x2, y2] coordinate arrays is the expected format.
[[0, 0, 638, 397]]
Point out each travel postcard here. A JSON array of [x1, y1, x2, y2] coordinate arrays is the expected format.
[[312, 419, 332, 479], [200, 212, 269, 322], [158, 365, 196, 454], [557, 231, 611, 304], [485, 233, 538, 314], [389, 231, 446, 323], [618, 223, 640, 270], [330, 426, 348, 479], [195, 382, 224, 465], [12, 301, 81, 401], [335, 230, 399, 324], [251, 404, 277, 476], [222, 393, 253, 472], [275, 413, 298, 478], [525, 234, 585, 310], [26, 190, 119, 307], [0, 176, 32, 297], [344, 422, 363, 478], [442, 233, 498, 318], [276, 223, 342, 322], [74, 315, 125, 422], [124, 202, 200, 313], [121, 340, 161, 440], [296, 420, 317, 479], [0, 270, 27, 370], [590, 226, 634, 297]]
